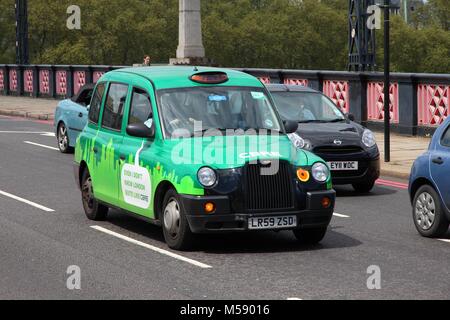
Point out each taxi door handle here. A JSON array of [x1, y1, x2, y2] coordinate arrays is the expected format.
[[432, 157, 444, 165]]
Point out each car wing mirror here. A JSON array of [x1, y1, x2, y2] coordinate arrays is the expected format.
[[126, 122, 155, 139], [346, 113, 355, 121], [283, 120, 299, 134]]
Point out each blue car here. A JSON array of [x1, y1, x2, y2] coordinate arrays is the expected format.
[[54, 84, 93, 153], [409, 117, 450, 237]]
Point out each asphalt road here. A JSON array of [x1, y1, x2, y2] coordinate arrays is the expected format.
[[0, 116, 449, 300]]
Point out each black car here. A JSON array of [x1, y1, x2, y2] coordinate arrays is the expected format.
[[267, 84, 380, 192]]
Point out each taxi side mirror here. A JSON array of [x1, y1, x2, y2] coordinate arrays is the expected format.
[[126, 122, 155, 139], [283, 120, 299, 134]]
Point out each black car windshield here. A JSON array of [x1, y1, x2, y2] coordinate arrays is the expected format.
[[158, 86, 282, 138], [271, 91, 345, 123]]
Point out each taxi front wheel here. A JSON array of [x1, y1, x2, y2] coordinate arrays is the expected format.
[[293, 227, 327, 245], [161, 189, 195, 251], [81, 169, 108, 221]]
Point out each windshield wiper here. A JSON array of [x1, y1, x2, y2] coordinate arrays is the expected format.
[[298, 119, 345, 123], [297, 120, 326, 123], [327, 118, 346, 123]]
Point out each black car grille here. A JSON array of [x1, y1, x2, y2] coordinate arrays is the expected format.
[[314, 146, 364, 155], [244, 161, 294, 211]]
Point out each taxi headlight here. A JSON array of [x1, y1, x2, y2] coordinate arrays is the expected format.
[[312, 163, 329, 182], [362, 129, 376, 148], [197, 167, 217, 187]]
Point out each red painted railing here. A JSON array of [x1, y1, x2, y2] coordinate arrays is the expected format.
[[39, 69, 50, 95], [74, 71, 87, 95], [418, 84, 449, 126], [0, 69, 4, 91], [367, 82, 399, 123], [1, 65, 449, 135], [284, 78, 308, 87], [323, 80, 349, 114], [55, 70, 68, 96]]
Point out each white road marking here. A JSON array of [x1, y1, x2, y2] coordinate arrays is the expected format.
[[40, 132, 55, 137], [24, 141, 59, 151], [90, 226, 212, 269], [287, 297, 303, 300], [333, 212, 350, 218], [0, 190, 55, 212], [437, 239, 450, 243], [0, 131, 50, 134]]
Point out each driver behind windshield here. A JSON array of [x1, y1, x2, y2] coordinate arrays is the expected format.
[[159, 87, 281, 137]]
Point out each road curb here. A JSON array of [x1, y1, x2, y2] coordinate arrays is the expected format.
[[380, 168, 410, 180], [0, 109, 54, 121]]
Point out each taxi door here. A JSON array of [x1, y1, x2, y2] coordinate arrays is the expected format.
[[93, 82, 129, 206], [118, 86, 159, 219]]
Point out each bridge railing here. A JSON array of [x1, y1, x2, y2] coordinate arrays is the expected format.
[[0, 64, 449, 136]]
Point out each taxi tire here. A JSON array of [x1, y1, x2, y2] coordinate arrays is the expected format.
[[352, 179, 375, 193], [413, 185, 449, 238], [81, 169, 108, 221], [293, 227, 327, 245], [161, 189, 195, 251]]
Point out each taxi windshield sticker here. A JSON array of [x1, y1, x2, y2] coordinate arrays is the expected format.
[[208, 94, 227, 102], [121, 141, 152, 209], [251, 92, 265, 99]]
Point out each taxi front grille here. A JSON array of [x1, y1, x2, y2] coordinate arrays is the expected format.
[[244, 161, 294, 211]]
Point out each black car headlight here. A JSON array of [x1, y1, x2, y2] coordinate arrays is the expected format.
[[362, 129, 376, 148]]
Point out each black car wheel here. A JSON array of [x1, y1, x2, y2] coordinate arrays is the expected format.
[[57, 122, 74, 154], [293, 227, 327, 244], [413, 185, 449, 237], [352, 179, 376, 193], [161, 188, 195, 250], [81, 169, 108, 221]]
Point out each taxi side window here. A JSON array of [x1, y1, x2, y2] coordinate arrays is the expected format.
[[441, 125, 450, 147], [88, 82, 105, 124], [102, 83, 128, 131], [129, 87, 153, 127]]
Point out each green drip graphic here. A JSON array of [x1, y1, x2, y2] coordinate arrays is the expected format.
[[76, 135, 204, 209]]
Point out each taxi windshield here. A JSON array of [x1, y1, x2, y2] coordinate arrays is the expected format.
[[271, 91, 346, 123], [157, 86, 282, 138]]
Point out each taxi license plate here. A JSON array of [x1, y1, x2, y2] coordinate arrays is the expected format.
[[327, 161, 358, 171], [248, 216, 297, 230]]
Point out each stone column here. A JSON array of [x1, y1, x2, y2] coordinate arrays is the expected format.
[[171, 0, 210, 65]]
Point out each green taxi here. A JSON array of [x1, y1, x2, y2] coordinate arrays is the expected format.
[[74, 66, 336, 250]]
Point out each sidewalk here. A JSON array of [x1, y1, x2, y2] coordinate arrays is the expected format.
[[0, 96, 57, 120], [0, 96, 430, 179], [375, 132, 429, 179]]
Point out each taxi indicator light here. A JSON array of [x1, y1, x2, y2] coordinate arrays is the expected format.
[[297, 168, 310, 182], [204, 202, 216, 214], [190, 72, 229, 84], [321, 197, 331, 208]]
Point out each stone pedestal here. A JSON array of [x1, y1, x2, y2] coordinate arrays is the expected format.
[[171, 0, 210, 66]]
